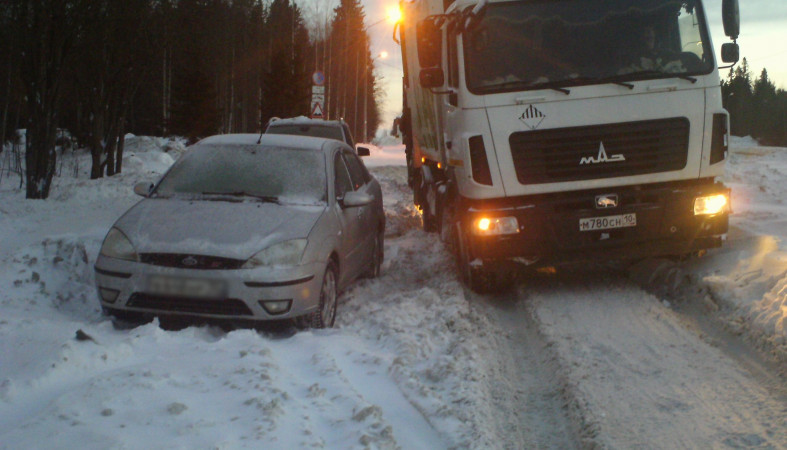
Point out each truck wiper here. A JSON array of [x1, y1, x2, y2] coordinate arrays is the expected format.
[[561, 76, 635, 90], [481, 80, 570, 95], [201, 191, 280, 203], [620, 70, 697, 84]]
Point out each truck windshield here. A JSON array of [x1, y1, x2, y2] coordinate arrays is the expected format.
[[463, 0, 714, 94]]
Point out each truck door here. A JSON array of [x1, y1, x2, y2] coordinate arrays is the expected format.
[[442, 24, 461, 164]]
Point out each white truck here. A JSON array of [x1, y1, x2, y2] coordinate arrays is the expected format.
[[396, 0, 740, 291]]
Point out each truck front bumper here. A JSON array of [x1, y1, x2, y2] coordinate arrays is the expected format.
[[459, 180, 729, 266]]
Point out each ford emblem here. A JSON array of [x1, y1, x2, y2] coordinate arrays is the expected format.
[[182, 256, 198, 266]]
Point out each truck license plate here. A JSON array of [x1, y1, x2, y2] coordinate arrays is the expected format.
[[147, 276, 226, 298], [579, 213, 637, 231]]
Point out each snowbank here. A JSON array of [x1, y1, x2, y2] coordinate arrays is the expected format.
[[684, 139, 787, 361]]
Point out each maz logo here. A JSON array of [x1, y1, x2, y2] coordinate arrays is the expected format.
[[580, 142, 625, 165]]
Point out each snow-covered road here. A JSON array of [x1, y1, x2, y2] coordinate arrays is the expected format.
[[1, 137, 786, 448]]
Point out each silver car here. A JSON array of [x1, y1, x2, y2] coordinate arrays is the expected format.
[[94, 134, 384, 328]]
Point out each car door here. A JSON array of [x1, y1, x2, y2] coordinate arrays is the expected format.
[[333, 149, 365, 285], [342, 149, 377, 261]]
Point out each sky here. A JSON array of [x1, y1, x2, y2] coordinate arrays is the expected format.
[[300, 0, 787, 132]]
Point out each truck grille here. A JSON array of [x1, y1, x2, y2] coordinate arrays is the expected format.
[[509, 118, 689, 184]]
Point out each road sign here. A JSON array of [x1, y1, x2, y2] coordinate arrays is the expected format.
[[311, 101, 324, 119], [312, 85, 325, 94], [312, 71, 325, 86]]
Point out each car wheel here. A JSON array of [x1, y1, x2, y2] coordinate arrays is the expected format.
[[365, 231, 383, 278], [304, 261, 338, 329]]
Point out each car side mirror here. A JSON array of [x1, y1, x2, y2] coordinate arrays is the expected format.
[[134, 181, 153, 197], [341, 191, 373, 208], [420, 67, 445, 88], [356, 145, 371, 157], [721, 43, 739, 64]]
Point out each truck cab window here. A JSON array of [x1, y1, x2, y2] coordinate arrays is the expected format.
[[447, 25, 459, 89], [463, 0, 715, 94]]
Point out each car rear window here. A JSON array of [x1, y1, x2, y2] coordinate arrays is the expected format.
[[154, 144, 327, 205]]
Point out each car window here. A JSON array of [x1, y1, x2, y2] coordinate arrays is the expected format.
[[266, 124, 344, 142], [334, 152, 354, 199], [342, 150, 371, 189], [154, 144, 327, 205]]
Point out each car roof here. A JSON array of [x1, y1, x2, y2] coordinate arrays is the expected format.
[[266, 116, 345, 128], [194, 133, 349, 155]]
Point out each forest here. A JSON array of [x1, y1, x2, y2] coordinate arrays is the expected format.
[[0, 0, 381, 199], [722, 59, 787, 147]]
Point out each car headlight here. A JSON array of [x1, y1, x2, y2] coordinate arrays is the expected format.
[[242, 239, 307, 269], [99, 228, 138, 261]]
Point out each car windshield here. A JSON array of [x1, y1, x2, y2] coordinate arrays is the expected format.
[[266, 124, 344, 142], [463, 0, 713, 94], [154, 144, 327, 205]]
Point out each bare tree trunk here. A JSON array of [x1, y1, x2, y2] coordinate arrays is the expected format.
[[1, 52, 11, 151], [115, 114, 126, 175]]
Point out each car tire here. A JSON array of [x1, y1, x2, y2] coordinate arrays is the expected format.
[[301, 261, 338, 329], [365, 231, 384, 278]]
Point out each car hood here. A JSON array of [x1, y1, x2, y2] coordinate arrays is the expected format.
[[115, 198, 325, 260]]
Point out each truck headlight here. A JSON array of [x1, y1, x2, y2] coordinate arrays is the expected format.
[[473, 217, 520, 236], [694, 194, 729, 216], [243, 239, 307, 269], [99, 228, 138, 261]]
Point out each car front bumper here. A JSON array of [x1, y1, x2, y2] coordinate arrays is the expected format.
[[94, 254, 326, 321]]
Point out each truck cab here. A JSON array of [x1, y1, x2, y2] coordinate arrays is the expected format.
[[397, 0, 740, 291]]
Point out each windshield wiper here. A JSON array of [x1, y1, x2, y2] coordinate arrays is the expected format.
[[560, 76, 634, 90], [620, 70, 697, 84], [480, 80, 570, 95], [201, 191, 280, 203]]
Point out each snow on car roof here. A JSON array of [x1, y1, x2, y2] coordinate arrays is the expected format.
[[195, 133, 341, 153], [268, 116, 344, 127]]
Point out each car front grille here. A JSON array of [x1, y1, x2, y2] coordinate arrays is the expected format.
[[127, 293, 253, 316], [509, 117, 689, 184], [139, 253, 246, 270]]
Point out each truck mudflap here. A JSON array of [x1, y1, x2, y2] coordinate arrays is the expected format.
[[458, 180, 729, 266]]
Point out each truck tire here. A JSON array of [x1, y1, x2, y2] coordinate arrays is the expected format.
[[454, 222, 514, 294], [422, 197, 437, 232]]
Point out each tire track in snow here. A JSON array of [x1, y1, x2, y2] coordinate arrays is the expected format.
[[470, 289, 586, 449], [521, 269, 787, 449]]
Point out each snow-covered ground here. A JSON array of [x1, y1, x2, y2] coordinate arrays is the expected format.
[[1, 134, 786, 448]]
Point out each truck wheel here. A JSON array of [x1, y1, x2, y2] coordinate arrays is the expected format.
[[454, 223, 514, 294], [422, 197, 437, 232]]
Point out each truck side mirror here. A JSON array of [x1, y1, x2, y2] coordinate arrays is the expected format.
[[721, 43, 739, 64], [416, 18, 442, 68], [722, 0, 739, 40], [419, 67, 445, 88]]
